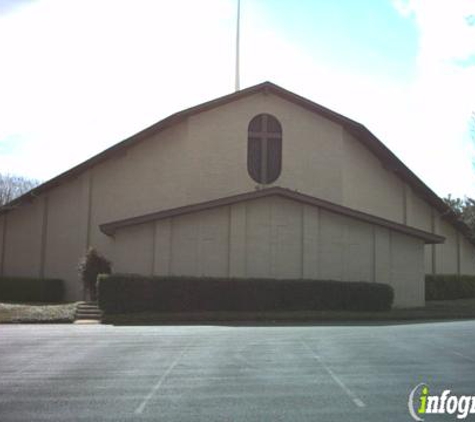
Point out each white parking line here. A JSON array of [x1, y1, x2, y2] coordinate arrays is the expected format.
[[452, 351, 475, 362], [302, 341, 366, 409], [431, 341, 475, 364], [134, 342, 193, 415]]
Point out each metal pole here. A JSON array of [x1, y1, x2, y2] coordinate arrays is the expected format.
[[235, 0, 241, 91]]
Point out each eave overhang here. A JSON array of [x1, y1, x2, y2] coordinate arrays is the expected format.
[[100, 187, 445, 244]]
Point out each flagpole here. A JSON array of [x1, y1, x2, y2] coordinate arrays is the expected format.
[[235, 0, 241, 91]]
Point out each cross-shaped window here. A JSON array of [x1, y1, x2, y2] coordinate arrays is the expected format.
[[247, 114, 282, 184]]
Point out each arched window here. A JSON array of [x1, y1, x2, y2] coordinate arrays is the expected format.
[[247, 114, 282, 184]]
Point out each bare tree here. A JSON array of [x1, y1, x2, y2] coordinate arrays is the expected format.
[[0, 173, 41, 207]]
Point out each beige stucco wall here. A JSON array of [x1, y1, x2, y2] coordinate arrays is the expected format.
[[109, 195, 424, 308], [0, 89, 474, 301], [342, 131, 405, 223], [43, 175, 89, 300], [373, 228, 425, 307], [2, 198, 44, 278], [0, 174, 93, 300], [339, 130, 475, 275], [84, 91, 345, 231], [170, 207, 230, 277], [390, 232, 425, 307], [407, 188, 433, 232], [318, 211, 375, 282], [245, 197, 303, 279], [436, 219, 458, 274], [114, 223, 154, 275]]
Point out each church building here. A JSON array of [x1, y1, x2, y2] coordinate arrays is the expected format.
[[0, 82, 473, 307]]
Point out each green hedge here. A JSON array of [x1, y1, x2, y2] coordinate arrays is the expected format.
[[97, 274, 394, 314], [0, 277, 64, 303], [426, 275, 475, 300]]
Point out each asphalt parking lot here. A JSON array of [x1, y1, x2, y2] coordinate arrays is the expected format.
[[1, 320, 474, 421]]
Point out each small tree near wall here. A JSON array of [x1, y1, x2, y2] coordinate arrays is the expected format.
[[78, 248, 112, 301]]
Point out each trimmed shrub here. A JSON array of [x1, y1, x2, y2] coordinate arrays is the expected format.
[[78, 248, 111, 301], [0, 277, 64, 303], [426, 274, 475, 300], [97, 274, 394, 314]]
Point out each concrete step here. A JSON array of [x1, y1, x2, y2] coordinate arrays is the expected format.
[[76, 301, 100, 308], [75, 307, 102, 313], [75, 310, 102, 315], [76, 307, 102, 312], [75, 302, 103, 322]]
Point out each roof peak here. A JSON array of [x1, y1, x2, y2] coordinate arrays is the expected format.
[[2, 79, 468, 246]]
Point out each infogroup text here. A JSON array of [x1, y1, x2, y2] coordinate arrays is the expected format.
[[408, 383, 475, 420]]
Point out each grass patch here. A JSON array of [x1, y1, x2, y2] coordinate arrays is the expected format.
[[102, 298, 475, 325], [0, 302, 79, 323]]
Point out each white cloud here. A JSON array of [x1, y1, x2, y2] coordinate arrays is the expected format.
[[391, 0, 415, 17], [0, 0, 236, 180], [236, 0, 475, 198], [389, 0, 475, 197]]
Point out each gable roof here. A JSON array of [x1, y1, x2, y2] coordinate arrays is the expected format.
[[100, 187, 444, 244], [0, 81, 471, 244]]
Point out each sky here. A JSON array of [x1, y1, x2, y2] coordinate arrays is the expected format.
[[0, 0, 474, 198]]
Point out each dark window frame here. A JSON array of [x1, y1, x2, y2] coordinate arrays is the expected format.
[[247, 114, 282, 184]]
